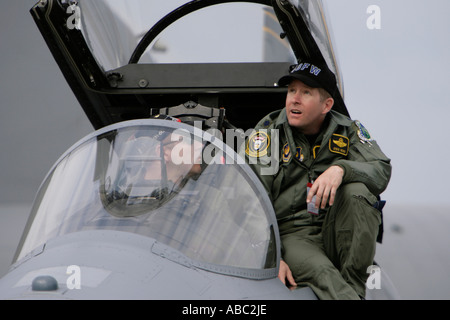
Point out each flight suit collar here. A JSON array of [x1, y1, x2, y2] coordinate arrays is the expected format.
[[328, 110, 352, 127], [274, 108, 288, 129], [277, 109, 352, 165]]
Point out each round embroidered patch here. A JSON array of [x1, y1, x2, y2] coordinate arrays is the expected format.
[[246, 131, 270, 157]]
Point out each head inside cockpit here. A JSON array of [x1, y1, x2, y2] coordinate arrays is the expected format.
[[100, 124, 206, 217]]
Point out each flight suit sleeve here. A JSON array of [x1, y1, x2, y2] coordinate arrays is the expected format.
[[334, 121, 392, 196]]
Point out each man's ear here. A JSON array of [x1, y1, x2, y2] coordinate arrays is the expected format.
[[322, 97, 334, 114], [163, 148, 172, 162]]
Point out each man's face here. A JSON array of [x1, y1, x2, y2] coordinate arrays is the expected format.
[[162, 133, 204, 178], [285, 79, 333, 135]]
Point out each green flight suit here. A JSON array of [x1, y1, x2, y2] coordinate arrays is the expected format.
[[245, 109, 392, 299]]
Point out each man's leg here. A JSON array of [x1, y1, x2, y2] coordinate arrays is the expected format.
[[281, 226, 360, 300], [322, 182, 382, 298]]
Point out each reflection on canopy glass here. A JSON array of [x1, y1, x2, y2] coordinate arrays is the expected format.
[[15, 122, 278, 275], [79, 0, 296, 69]]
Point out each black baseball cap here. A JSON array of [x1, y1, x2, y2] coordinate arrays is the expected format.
[[278, 61, 349, 116], [278, 61, 338, 97]]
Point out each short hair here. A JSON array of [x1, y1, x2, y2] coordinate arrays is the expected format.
[[318, 88, 332, 102]]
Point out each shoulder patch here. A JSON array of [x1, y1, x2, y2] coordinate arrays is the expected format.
[[246, 131, 270, 157], [355, 121, 373, 143], [329, 134, 349, 156]]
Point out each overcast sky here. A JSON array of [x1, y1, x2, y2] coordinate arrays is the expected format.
[[326, 0, 450, 206], [1, 0, 450, 207]]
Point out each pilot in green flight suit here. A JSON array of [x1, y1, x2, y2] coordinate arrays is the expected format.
[[245, 61, 392, 299]]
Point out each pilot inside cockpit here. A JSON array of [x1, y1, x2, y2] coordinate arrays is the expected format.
[[101, 127, 206, 216], [99, 125, 264, 267], [149, 130, 204, 188]]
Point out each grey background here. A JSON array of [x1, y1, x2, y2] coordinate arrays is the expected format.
[[1, 0, 449, 299]]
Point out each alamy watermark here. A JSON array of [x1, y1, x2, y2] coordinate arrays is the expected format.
[[367, 5, 381, 30], [166, 122, 279, 176], [66, 2, 81, 30], [66, 3, 382, 31], [66, 265, 81, 290], [366, 265, 381, 290], [64, 264, 381, 291]]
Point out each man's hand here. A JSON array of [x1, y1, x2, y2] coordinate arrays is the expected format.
[[307, 165, 344, 209], [279, 260, 297, 287]]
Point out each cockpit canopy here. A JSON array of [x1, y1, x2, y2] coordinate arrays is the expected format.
[[30, 0, 347, 131], [78, 0, 296, 70], [14, 120, 279, 278]]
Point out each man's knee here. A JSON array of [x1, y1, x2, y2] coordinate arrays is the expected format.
[[330, 182, 381, 230], [336, 182, 378, 207], [323, 182, 381, 268], [286, 250, 336, 284]]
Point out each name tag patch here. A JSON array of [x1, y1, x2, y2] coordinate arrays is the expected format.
[[329, 134, 349, 156]]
